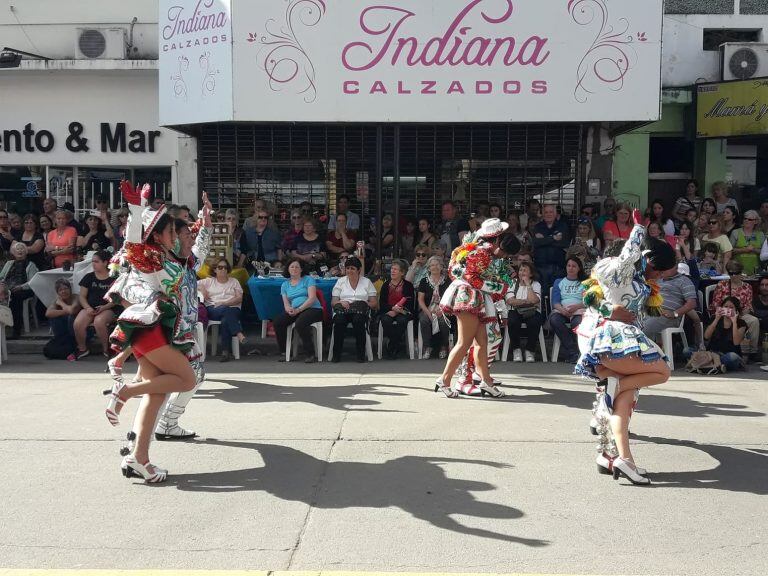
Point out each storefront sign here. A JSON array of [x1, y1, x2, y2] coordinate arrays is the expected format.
[[0, 123, 162, 154], [159, 0, 664, 125], [697, 79, 768, 139]]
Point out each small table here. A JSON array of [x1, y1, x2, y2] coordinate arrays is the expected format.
[[247, 276, 337, 321]]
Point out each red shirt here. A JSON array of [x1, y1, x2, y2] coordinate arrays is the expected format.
[[387, 280, 405, 307]]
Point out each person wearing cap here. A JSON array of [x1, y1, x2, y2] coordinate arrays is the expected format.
[[436, 218, 511, 398], [576, 209, 675, 485], [642, 263, 699, 343], [60, 202, 83, 235], [77, 209, 114, 253]]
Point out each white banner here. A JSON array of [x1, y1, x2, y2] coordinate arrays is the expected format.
[[160, 0, 663, 124], [159, 0, 234, 126]]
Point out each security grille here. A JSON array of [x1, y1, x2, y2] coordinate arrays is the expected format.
[[199, 123, 583, 230]]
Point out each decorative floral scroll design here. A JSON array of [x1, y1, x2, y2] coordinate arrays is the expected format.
[[199, 51, 219, 97], [246, 0, 326, 103], [569, 0, 645, 103], [171, 56, 189, 101]]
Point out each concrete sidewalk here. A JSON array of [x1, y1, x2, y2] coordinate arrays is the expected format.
[[0, 355, 766, 575]]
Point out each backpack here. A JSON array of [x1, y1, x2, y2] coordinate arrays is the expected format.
[[685, 351, 725, 375], [43, 334, 77, 360]]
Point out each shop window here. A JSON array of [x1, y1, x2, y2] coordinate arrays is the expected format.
[[703, 29, 761, 51], [0, 166, 46, 213]]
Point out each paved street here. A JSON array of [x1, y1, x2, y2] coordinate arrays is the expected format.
[[0, 354, 766, 576]]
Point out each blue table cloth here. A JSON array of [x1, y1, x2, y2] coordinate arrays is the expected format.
[[247, 276, 338, 320]]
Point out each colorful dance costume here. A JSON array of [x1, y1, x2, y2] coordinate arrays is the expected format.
[[574, 223, 665, 460]]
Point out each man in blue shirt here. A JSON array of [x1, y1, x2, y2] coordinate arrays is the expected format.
[[532, 204, 570, 293], [243, 209, 282, 265]]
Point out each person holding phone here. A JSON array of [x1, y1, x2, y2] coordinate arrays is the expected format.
[[378, 259, 416, 359], [683, 297, 746, 372]]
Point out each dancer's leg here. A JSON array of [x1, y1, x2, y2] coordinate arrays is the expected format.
[[440, 312, 480, 385], [121, 345, 196, 399], [600, 355, 670, 392], [131, 359, 165, 466], [609, 391, 636, 463], [472, 321, 492, 383]]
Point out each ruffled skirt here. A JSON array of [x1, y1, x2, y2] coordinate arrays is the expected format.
[[440, 280, 496, 323], [574, 313, 666, 379]]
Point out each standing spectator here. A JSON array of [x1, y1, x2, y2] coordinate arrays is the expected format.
[[45, 278, 80, 342], [580, 204, 598, 221], [712, 181, 738, 214], [292, 218, 327, 273], [505, 262, 543, 362], [570, 217, 601, 273], [759, 199, 768, 235], [282, 209, 305, 254], [549, 257, 587, 363], [752, 277, 768, 336], [405, 244, 430, 286], [225, 209, 247, 269], [417, 256, 451, 359], [710, 260, 761, 359], [645, 199, 675, 236], [39, 214, 53, 236], [273, 258, 324, 363], [42, 197, 58, 223], [8, 213, 23, 238], [327, 194, 361, 232], [1, 242, 38, 340], [730, 210, 765, 276], [0, 209, 16, 253], [95, 194, 111, 219], [531, 204, 569, 293], [722, 206, 740, 238], [602, 202, 633, 245], [330, 257, 378, 363], [506, 212, 530, 249], [378, 260, 416, 359], [369, 213, 395, 258], [642, 265, 699, 340], [702, 214, 733, 269], [326, 212, 356, 264], [199, 259, 245, 362], [489, 203, 503, 219], [244, 208, 282, 266], [684, 297, 747, 372], [400, 218, 417, 261], [77, 210, 114, 254], [673, 179, 702, 223], [60, 203, 82, 235], [417, 217, 438, 249], [71, 251, 119, 360], [438, 201, 470, 252], [696, 198, 718, 239], [519, 198, 541, 231], [112, 208, 129, 251], [595, 197, 617, 232], [46, 210, 78, 268], [19, 214, 47, 270]]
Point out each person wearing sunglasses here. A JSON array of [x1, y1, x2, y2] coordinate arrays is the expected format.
[[731, 209, 765, 276], [282, 209, 305, 254], [405, 244, 431, 286], [243, 210, 282, 266], [701, 214, 733, 269], [199, 258, 245, 362], [19, 214, 47, 270]]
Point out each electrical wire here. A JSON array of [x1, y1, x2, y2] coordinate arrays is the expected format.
[[10, 6, 44, 55]]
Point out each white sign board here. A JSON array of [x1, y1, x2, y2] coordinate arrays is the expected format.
[[160, 0, 663, 125], [159, 0, 234, 125]]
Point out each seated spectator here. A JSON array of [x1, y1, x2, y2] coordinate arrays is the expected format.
[[672, 179, 702, 223], [292, 218, 327, 273], [46, 210, 79, 268], [417, 256, 451, 359], [405, 244, 430, 286], [532, 203, 569, 293], [243, 208, 282, 266], [71, 250, 119, 360], [730, 210, 765, 276], [1, 242, 38, 340], [721, 205, 739, 238], [701, 214, 733, 268], [643, 264, 699, 341], [273, 258, 324, 363], [695, 198, 718, 240], [602, 202, 633, 245], [19, 214, 47, 270], [8, 213, 22, 239], [432, 241, 449, 267], [753, 277, 768, 336], [489, 203, 503, 219], [645, 199, 676, 237], [417, 217, 438, 250], [570, 217, 601, 273], [647, 220, 675, 248], [282, 209, 305, 254], [378, 259, 416, 359], [330, 257, 378, 363], [326, 213, 357, 264], [199, 259, 245, 362], [39, 214, 53, 237], [709, 260, 760, 359], [504, 262, 543, 362], [549, 257, 587, 363], [675, 221, 700, 263], [78, 210, 114, 254], [698, 242, 723, 277], [685, 296, 746, 372], [45, 278, 80, 340], [712, 181, 738, 213], [506, 212, 530, 250], [595, 197, 617, 232], [400, 218, 417, 261]]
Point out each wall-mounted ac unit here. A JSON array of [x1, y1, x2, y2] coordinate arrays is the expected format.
[[75, 28, 126, 59], [720, 43, 768, 81]]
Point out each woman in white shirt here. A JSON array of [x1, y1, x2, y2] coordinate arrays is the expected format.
[[199, 259, 244, 362], [504, 262, 543, 362], [330, 256, 378, 362]]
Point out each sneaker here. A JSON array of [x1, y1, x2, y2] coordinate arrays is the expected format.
[[512, 349, 523, 362], [524, 350, 535, 363], [438, 348, 448, 359], [423, 348, 432, 360], [76, 348, 90, 360], [761, 365, 768, 372]]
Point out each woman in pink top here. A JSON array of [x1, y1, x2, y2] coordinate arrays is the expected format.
[[199, 258, 245, 362], [46, 210, 78, 268], [601, 202, 633, 246]]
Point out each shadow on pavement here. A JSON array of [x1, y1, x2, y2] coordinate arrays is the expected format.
[[168, 440, 549, 547], [634, 434, 768, 495], [502, 385, 766, 420], [198, 378, 412, 413]]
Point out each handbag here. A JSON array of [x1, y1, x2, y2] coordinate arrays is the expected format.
[[685, 351, 725, 375], [512, 282, 537, 320]]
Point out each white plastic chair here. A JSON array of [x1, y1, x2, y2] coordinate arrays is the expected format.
[[550, 320, 572, 363], [660, 315, 688, 371], [704, 284, 717, 312], [286, 321, 323, 362], [500, 323, 549, 362], [377, 319, 415, 360], [195, 322, 206, 362], [0, 320, 8, 365], [327, 325, 374, 361], [22, 296, 39, 334], [206, 320, 241, 359], [416, 322, 455, 359]]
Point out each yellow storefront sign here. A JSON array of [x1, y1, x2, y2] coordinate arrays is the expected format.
[[696, 78, 768, 138]]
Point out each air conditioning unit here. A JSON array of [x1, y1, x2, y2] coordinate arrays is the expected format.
[[720, 43, 768, 81], [75, 28, 126, 59]]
